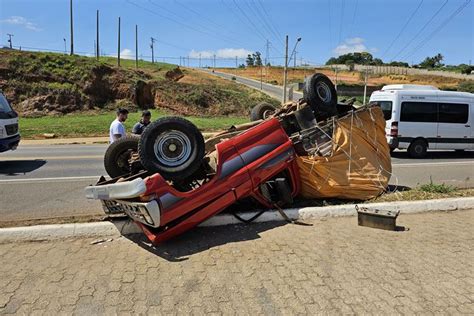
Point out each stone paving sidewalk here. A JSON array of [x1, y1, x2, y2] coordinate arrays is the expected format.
[[0, 210, 473, 315]]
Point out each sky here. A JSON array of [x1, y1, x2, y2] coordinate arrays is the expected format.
[[0, 0, 473, 67]]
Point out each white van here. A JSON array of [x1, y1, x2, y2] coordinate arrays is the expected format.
[[0, 92, 20, 153], [369, 84, 473, 158]]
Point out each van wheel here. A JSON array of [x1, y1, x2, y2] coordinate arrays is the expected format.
[[408, 139, 427, 158]]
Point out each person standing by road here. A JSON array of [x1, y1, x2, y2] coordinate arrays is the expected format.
[[109, 108, 129, 143], [132, 110, 152, 135]]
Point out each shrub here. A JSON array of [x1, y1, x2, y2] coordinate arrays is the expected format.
[[458, 81, 474, 93], [418, 181, 455, 194]]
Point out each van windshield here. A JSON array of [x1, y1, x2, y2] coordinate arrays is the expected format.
[[0, 94, 13, 113], [376, 101, 392, 120]]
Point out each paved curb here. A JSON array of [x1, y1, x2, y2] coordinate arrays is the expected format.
[[1, 197, 473, 243], [20, 133, 219, 146]]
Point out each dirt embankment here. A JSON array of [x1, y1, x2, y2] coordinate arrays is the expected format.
[[0, 50, 277, 117]]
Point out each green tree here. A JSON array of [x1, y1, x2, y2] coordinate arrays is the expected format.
[[419, 53, 444, 68], [370, 58, 384, 66], [246, 54, 254, 67], [388, 61, 410, 67], [253, 52, 262, 66], [325, 52, 375, 65], [345, 59, 355, 71]]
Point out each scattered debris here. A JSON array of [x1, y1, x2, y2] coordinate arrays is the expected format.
[[90, 238, 113, 245], [356, 205, 400, 231]]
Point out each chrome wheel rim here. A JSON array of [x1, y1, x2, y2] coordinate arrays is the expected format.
[[153, 131, 191, 167]]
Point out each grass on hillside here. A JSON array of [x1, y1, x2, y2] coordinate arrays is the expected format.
[[19, 110, 248, 139]]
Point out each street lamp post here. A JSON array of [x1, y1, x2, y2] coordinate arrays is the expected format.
[[282, 36, 301, 103]]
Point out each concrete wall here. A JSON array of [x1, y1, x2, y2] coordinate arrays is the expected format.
[[322, 64, 474, 80]]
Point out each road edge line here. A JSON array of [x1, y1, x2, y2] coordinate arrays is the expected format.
[[1, 197, 473, 243]]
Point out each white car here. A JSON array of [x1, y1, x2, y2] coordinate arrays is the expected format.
[[0, 92, 20, 153], [370, 84, 473, 158]]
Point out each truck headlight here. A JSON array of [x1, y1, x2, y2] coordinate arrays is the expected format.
[[139, 206, 154, 225]]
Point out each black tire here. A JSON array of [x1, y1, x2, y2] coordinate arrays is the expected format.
[[250, 102, 277, 121], [104, 136, 140, 178], [303, 73, 338, 119], [138, 116, 205, 181], [408, 139, 428, 158]]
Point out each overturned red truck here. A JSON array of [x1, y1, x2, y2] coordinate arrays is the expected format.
[[85, 74, 391, 245]]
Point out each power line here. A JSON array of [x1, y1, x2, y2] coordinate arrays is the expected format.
[[230, 0, 268, 42], [254, 0, 283, 43], [402, 0, 471, 60], [391, 0, 449, 61], [126, 0, 250, 49], [347, 0, 359, 39], [328, 0, 333, 51], [173, 0, 243, 39], [338, 0, 345, 44], [381, 0, 424, 59], [148, 0, 250, 48], [246, 0, 280, 44]]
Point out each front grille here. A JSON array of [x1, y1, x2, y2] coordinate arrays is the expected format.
[[5, 123, 18, 135]]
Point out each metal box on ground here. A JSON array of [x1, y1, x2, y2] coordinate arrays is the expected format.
[[356, 205, 400, 231]]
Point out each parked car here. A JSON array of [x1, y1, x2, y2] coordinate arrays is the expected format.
[[85, 74, 389, 245], [370, 84, 474, 158], [0, 92, 20, 153]]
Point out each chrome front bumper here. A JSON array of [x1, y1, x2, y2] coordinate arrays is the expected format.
[[85, 178, 146, 200], [102, 199, 161, 227]]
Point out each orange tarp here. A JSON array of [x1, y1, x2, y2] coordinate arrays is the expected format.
[[297, 106, 392, 200]]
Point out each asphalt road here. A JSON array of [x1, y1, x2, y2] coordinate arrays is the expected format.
[[1, 144, 473, 223], [200, 69, 304, 101]]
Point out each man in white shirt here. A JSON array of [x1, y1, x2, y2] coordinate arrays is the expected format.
[[109, 108, 129, 143]]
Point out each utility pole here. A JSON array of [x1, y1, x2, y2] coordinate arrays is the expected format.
[[63, 38, 67, 54], [282, 35, 288, 103], [150, 37, 156, 63], [69, 0, 74, 55], [96, 10, 99, 60], [7, 34, 13, 49], [363, 67, 369, 104], [135, 24, 138, 69], [265, 39, 270, 66], [117, 17, 121, 67]]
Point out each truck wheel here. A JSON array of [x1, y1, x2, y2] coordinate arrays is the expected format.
[[303, 73, 337, 119], [408, 139, 427, 158], [250, 102, 277, 121], [138, 116, 205, 181], [104, 136, 140, 178]]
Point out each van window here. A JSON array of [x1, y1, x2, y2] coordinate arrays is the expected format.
[[0, 94, 13, 113], [377, 101, 392, 120], [400, 102, 437, 122], [438, 103, 468, 124]]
